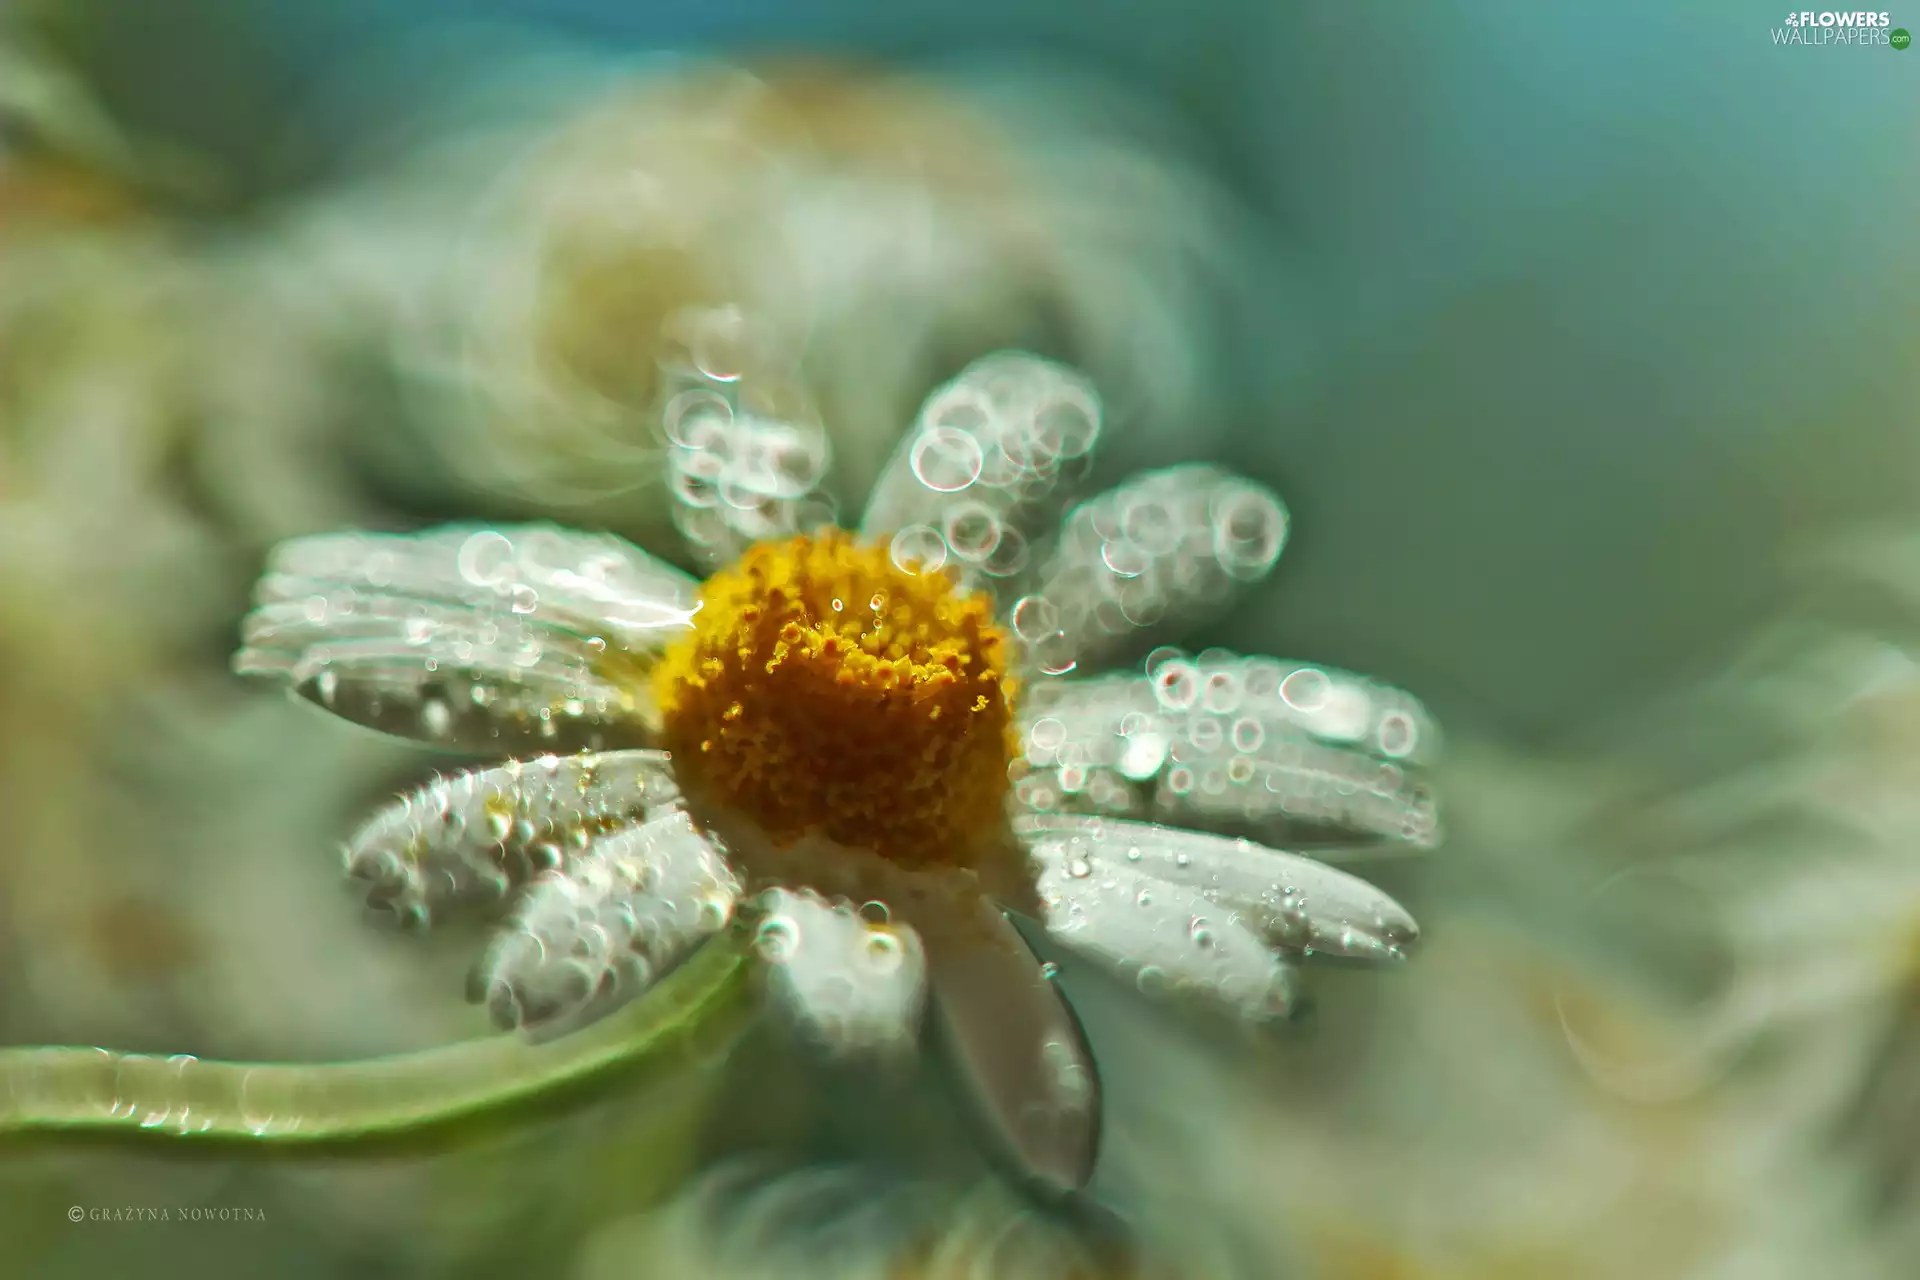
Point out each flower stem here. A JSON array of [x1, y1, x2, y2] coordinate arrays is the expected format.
[[0, 940, 748, 1147]]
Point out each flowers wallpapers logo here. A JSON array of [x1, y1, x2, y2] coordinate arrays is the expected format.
[[1774, 9, 1904, 41]]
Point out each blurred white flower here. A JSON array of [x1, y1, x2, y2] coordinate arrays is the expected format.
[[275, 51, 1275, 538]]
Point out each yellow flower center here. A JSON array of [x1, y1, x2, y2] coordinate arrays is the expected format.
[[654, 531, 1016, 868]]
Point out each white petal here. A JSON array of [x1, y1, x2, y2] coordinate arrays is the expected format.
[[858, 353, 1103, 592], [343, 749, 684, 928], [1012, 654, 1442, 854], [254, 523, 700, 641], [753, 888, 927, 1055], [1021, 814, 1419, 965], [1006, 466, 1287, 677], [1030, 842, 1300, 1020], [924, 899, 1100, 1194], [659, 327, 839, 572], [475, 807, 740, 1035], [234, 524, 697, 751]]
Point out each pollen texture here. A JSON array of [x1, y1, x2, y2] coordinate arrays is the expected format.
[[654, 531, 1016, 866]]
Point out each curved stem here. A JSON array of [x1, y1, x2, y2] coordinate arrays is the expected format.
[[0, 941, 748, 1146]]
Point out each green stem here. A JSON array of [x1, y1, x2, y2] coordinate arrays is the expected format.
[[0, 941, 748, 1147]]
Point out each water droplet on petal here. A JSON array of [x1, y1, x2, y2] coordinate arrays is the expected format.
[[1031, 629, 1078, 677], [864, 931, 904, 974], [457, 531, 515, 586], [889, 525, 948, 575], [755, 914, 799, 962], [910, 424, 986, 493], [1279, 666, 1332, 712]]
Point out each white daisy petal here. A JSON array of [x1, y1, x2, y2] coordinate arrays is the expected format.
[[1007, 465, 1288, 677], [753, 888, 928, 1055], [858, 352, 1103, 591], [658, 312, 839, 573], [234, 523, 698, 751], [475, 807, 741, 1035], [344, 749, 684, 929], [1012, 654, 1442, 854], [1020, 814, 1420, 965], [1030, 841, 1301, 1021], [924, 899, 1100, 1194]]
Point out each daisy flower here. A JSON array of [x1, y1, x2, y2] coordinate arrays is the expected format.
[[233, 346, 1432, 1193]]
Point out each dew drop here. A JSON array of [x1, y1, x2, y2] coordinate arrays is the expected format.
[[457, 531, 515, 586], [1154, 662, 1200, 712], [889, 524, 948, 575], [696, 894, 733, 932], [1212, 486, 1288, 578], [1009, 595, 1060, 643], [1378, 711, 1418, 758], [910, 423, 987, 493], [1279, 666, 1332, 712], [755, 914, 799, 962], [943, 503, 1002, 560], [1031, 630, 1079, 677], [238, 1068, 296, 1137], [864, 932, 904, 974]]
